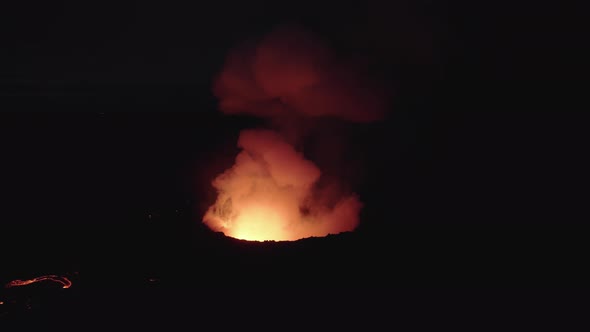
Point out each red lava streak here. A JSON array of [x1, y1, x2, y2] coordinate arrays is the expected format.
[[5, 275, 72, 289]]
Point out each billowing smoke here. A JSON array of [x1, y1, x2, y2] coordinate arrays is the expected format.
[[203, 24, 388, 241], [214, 25, 386, 123]]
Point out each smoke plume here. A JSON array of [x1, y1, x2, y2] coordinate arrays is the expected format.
[[203, 24, 388, 241]]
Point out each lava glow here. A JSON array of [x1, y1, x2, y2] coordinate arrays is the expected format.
[[203, 130, 362, 241], [202, 25, 386, 241], [5, 275, 72, 289], [231, 204, 289, 241]]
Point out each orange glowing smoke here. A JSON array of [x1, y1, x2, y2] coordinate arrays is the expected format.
[[203, 130, 362, 241], [203, 25, 387, 241], [5, 275, 72, 289]]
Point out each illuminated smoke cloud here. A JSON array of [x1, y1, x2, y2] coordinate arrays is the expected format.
[[214, 25, 386, 123], [203, 24, 387, 241]]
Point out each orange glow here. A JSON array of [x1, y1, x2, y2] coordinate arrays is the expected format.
[[203, 130, 362, 242], [5, 275, 72, 289], [230, 204, 288, 241], [203, 25, 386, 241]]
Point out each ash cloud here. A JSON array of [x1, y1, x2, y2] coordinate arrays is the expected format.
[[214, 24, 387, 123], [203, 24, 389, 241]]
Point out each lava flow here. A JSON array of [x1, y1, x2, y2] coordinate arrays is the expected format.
[[202, 25, 387, 241], [5, 275, 72, 289]]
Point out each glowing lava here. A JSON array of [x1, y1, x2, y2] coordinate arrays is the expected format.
[[5, 275, 72, 289]]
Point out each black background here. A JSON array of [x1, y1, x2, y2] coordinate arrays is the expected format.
[[1, 0, 587, 327]]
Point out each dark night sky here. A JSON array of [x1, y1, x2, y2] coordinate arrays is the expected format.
[[0, 0, 588, 312], [2, 1, 448, 97]]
